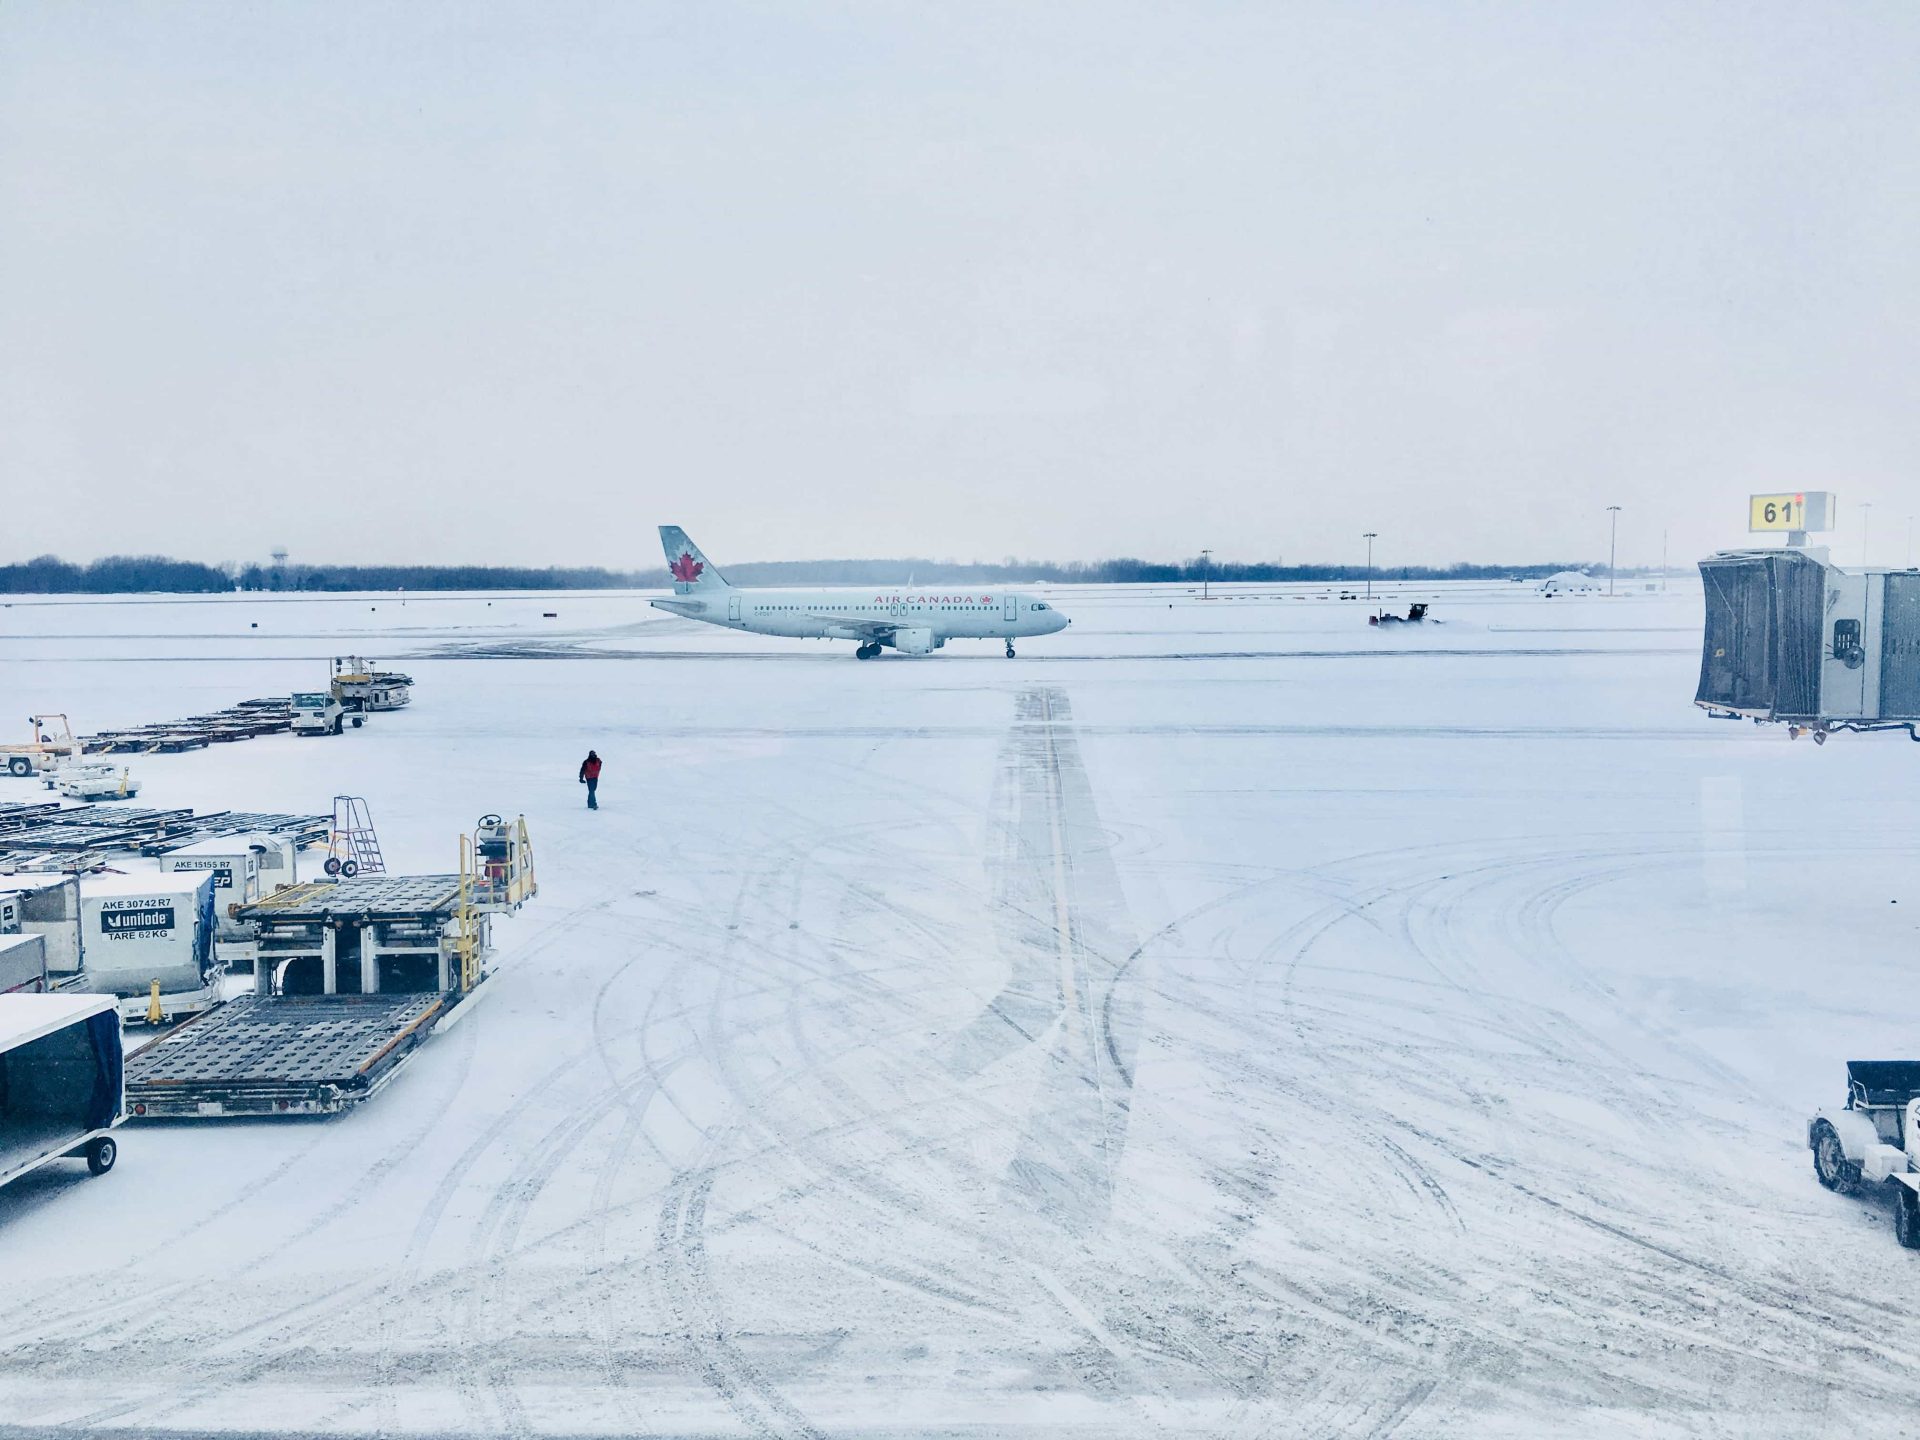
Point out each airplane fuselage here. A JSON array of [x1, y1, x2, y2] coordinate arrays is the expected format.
[[652, 587, 1068, 644]]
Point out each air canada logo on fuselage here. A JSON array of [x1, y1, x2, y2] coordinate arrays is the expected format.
[[671, 552, 704, 584]]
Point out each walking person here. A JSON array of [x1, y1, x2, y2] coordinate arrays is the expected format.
[[578, 749, 602, 809]]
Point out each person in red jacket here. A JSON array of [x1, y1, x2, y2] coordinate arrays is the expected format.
[[578, 750, 602, 809]]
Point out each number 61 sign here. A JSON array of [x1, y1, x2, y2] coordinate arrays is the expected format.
[[1749, 491, 1835, 533]]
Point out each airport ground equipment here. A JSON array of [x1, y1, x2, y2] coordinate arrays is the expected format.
[[1696, 548, 1920, 742], [0, 994, 124, 1188], [0, 934, 48, 994], [466, 814, 536, 914], [0, 804, 327, 873], [128, 858, 519, 1118], [229, 875, 485, 999], [290, 691, 360, 737], [330, 657, 413, 712], [82, 698, 293, 754], [323, 796, 385, 877], [0, 875, 82, 978], [0, 715, 81, 778], [124, 992, 445, 1117], [77, 872, 219, 1025], [1810, 1062, 1920, 1249], [52, 761, 140, 802]]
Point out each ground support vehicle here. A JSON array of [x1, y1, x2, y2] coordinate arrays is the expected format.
[[229, 874, 481, 997], [289, 692, 362, 737], [0, 716, 81, 778], [125, 858, 520, 1118], [330, 657, 413, 712], [0, 994, 124, 1188], [124, 991, 450, 1117], [1810, 1061, 1920, 1248]]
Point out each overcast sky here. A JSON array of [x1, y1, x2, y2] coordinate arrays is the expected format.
[[3, 2, 1916, 571]]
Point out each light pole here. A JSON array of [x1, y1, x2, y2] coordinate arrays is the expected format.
[[1362, 532, 1378, 600], [1200, 548, 1213, 600], [1862, 503, 1874, 568], [1606, 506, 1622, 595]]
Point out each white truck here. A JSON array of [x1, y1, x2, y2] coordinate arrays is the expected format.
[[78, 872, 221, 1025], [1810, 1061, 1920, 1248], [0, 994, 124, 1189], [290, 691, 362, 736]]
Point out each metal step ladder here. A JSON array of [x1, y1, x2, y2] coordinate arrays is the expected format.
[[324, 795, 386, 877]]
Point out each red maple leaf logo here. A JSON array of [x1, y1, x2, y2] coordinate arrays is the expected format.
[[670, 551, 704, 584]]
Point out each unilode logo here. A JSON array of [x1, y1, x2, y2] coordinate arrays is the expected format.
[[670, 551, 704, 585], [100, 898, 175, 938]]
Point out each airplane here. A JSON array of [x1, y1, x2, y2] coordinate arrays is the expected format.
[[649, 526, 1070, 659]]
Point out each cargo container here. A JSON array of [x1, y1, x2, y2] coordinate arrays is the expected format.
[[0, 934, 47, 994], [77, 872, 218, 1024], [0, 875, 82, 978]]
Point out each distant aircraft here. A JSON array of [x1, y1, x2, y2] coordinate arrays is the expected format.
[[649, 527, 1070, 659]]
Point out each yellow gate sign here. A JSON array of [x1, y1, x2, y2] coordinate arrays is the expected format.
[[1749, 491, 1835, 533]]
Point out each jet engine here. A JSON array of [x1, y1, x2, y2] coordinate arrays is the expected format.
[[890, 627, 936, 655]]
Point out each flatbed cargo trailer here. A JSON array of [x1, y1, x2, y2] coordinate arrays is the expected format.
[[124, 992, 451, 1117]]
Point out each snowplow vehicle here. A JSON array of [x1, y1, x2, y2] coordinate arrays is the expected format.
[[1810, 1061, 1920, 1248]]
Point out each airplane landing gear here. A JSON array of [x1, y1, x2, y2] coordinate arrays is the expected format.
[[1005, 641, 1016, 658], [856, 643, 880, 660]]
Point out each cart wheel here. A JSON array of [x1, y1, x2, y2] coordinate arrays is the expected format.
[[1812, 1121, 1861, 1194], [1897, 1188, 1920, 1250], [323, 856, 343, 876], [351, 716, 364, 728], [7, 757, 29, 776], [340, 859, 360, 878], [86, 1135, 117, 1176]]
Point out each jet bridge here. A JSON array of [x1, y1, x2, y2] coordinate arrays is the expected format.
[[1697, 548, 1920, 741]]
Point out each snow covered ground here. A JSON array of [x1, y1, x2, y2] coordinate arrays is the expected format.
[[2, 580, 1919, 1438]]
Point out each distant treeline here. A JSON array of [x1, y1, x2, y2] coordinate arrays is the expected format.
[[0, 552, 1620, 595]]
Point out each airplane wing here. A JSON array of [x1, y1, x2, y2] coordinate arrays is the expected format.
[[803, 611, 901, 638]]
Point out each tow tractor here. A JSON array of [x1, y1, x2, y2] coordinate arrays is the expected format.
[[1810, 1061, 1920, 1248], [1, 715, 81, 778], [290, 691, 362, 737]]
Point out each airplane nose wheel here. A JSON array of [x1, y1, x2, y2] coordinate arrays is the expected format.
[[1005, 641, 1016, 658]]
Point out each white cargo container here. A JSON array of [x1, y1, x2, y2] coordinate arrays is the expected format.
[[159, 834, 299, 918], [0, 933, 47, 994], [77, 872, 219, 1024], [0, 875, 82, 978]]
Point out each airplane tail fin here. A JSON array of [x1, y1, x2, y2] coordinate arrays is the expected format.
[[659, 526, 730, 593]]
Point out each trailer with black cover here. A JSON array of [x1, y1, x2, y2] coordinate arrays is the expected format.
[[0, 994, 125, 1190]]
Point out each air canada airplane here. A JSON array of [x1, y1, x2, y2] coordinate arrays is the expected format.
[[649, 527, 1070, 659]]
